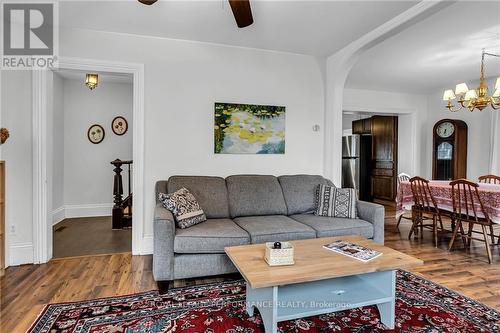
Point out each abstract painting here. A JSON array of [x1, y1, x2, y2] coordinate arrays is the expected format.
[[214, 102, 285, 154]]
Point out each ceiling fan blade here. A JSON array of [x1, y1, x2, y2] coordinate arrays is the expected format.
[[228, 0, 253, 28], [138, 0, 158, 5]]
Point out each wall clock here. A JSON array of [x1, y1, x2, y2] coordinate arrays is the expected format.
[[112, 116, 128, 136], [436, 121, 455, 138], [87, 124, 105, 144], [432, 119, 468, 180]]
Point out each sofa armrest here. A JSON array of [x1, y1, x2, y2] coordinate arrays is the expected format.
[[153, 203, 176, 281], [357, 200, 385, 244]]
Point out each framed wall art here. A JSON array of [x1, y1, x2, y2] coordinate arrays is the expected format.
[[214, 102, 285, 154], [112, 116, 128, 136], [87, 124, 105, 144]]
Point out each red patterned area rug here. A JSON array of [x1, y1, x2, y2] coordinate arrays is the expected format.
[[28, 270, 500, 333]]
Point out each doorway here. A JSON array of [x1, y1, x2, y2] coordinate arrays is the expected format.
[[50, 69, 133, 258], [32, 58, 145, 263], [342, 111, 415, 204]]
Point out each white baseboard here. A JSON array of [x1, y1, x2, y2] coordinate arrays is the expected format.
[[52, 206, 65, 225], [141, 234, 153, 255], [52, 203, 113, 225], [65, 203, 113, 219], [9, 236, 150, 266], [9, 242, 34, 266]]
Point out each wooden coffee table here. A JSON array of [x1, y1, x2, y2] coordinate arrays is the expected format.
[[225, 235, 423, 333]]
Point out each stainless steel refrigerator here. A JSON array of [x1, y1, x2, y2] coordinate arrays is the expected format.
[[342, 135, 372, 201]]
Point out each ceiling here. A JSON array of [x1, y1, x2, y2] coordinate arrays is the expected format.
[[55, 69, 133, 84], [346, 1, 500, 94], [59, 0, 418, 57]]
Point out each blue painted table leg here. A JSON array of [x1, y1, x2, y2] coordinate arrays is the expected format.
[[377, 270, 396, 329], [246, 283, 278, 333]]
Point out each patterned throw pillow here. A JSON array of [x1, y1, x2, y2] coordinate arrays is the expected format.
[[315, 184, 357, 218], [158, 188, 207, 229]]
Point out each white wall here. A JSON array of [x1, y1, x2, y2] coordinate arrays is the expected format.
[[397, 114, 414, 176], [1, 70, 34, 265], [2, 28, 325, 261], [52, 74, 65, 212], [61, 79, 133, 216], [491, 112, 500, 176]]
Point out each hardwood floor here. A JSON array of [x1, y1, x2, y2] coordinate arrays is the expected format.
[[386, 208, 500, 309], [53, 217, 131, 258], [1, 208, 500, 332]]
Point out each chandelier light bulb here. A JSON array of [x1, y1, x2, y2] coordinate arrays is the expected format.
[[454, 83, 469, 96], [443, 89, 456, 101], [464, 89, 478, 101]]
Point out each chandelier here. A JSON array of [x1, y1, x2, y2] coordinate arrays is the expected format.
[[443, 50, 500, 112]]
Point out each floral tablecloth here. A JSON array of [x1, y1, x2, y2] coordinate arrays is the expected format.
[[396, 180, 500, 224]]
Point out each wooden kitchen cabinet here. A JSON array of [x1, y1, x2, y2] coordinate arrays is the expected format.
[[371, 116, 398, 201], [352, 118, 372, 135]]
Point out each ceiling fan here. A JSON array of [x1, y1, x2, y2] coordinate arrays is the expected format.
[[137, 0, 254, 28]]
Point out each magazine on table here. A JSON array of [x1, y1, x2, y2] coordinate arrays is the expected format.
[[323, 240, 382, 262]]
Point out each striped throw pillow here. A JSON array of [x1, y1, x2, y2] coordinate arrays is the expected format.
[[315, 184, 357, 218]]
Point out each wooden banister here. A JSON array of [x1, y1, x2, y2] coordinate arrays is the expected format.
[[111, 159, 133, 229]]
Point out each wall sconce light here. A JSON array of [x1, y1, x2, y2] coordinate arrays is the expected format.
[[85, 73, 98, 90]]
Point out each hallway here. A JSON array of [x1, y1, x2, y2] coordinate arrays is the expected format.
[[53, 217, 131, 258]]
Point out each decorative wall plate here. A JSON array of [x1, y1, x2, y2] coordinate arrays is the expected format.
[[87, 124, 105, 144], [112, 116, 128, 136]]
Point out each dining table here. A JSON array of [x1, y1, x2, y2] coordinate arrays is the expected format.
[[396, 180, 500, 224]]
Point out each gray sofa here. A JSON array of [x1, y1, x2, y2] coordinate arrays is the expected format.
[[153, 174, 384, 285]]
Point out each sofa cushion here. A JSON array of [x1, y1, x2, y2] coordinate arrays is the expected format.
[[168, 176, 230, 219], [278, 175, 333, 215], [226, 175, 287, 217], [233, 215, 316, 244], [174, 219, 250, 254], [290, 214, 373, 239], [158, 188, 207, 229], [315, 185, 357, 218]]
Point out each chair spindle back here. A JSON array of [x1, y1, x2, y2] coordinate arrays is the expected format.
[[478, 174, 500, 185], [409, 176, 439, 213], [449, 179, 490, 223], [398, 173, 411, 186]]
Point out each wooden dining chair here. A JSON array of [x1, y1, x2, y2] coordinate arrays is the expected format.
[[408, 176, 445, 247], [478, 174, 500, 185], [396, 173, 412, 229], [448, 179, 495, 264], [479, 175, 500, 245]]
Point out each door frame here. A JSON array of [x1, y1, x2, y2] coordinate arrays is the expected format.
[[32, 57, 145, 263], [342, 108, 418, 177]]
